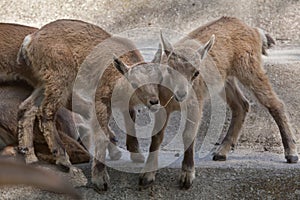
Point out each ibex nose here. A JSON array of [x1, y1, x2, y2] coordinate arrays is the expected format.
[[149, 98, 159, 105], [175, 91, 187, 102]]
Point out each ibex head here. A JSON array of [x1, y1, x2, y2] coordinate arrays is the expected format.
[[159, 32, 215, 102], [113, 50, 163, 112]]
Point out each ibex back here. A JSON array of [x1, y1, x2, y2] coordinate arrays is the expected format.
[[136, 16, 298, 189], [18, 19, 164, 191]]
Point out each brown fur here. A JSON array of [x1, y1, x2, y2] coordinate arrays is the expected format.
[[0, 23, 38, 85], [0, 81, 90, 164], [18, 19, 163, 191], [0, 23, 89, 164], [137, 16, 298, 189]]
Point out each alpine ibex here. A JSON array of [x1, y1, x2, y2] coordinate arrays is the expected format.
[[0, 23, 91, 166], [18, 19, 163, 191], [0, 81, 90, 164], [135, 16, 298, 189]]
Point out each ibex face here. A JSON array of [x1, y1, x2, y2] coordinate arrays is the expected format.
[[113, 57, 163, 112], [160, 33, 215, 102]]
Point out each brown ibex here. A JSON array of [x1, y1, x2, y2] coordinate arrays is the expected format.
[[135, 16, 298, 189], [18, 19, 163, 191], [0, 23, 92, 166], [0, 81, 90, 164]]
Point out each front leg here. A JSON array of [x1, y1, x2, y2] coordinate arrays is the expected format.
[[124, 108, 145, 163], [41, 115, 72, 172], [213, 78, 249, 161], [18, 104, 39, 164], [39, 84, 72, 172], [91, 102, 112, 191], [105, 107, 122, 161], [139, 110, 169, 188], [91, 142, 110, 192], [179, 101, 201, 189], [91, 123, 110, 192]]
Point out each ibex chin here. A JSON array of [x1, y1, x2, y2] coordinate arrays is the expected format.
[[18, 19, 164, 191], [133, 16, 298, 189]]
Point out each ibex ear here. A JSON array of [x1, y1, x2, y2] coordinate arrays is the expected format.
[[113, 55, 129, 76], [160, 31, 173, 57], [151, 43, 162, 63], [197, 34, 215, 60]]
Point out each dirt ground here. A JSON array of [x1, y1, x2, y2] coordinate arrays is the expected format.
[[0, 0, 300, 199], [2, 150, 300, 200], [0, 0, 299, 44]]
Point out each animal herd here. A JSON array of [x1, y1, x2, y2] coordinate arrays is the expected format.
[[0, 16, 298, 196]]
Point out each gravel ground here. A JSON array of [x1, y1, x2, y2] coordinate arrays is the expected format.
[[0, 0, 300, 199], [2, 150, 300, 200], [0, 0, 300, 44]]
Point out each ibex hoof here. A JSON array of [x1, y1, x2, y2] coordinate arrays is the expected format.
[[19, 147, 39, 164], [56, 157, 72, 172], [25, 154, 39, 164], [212, 154, 227, 161], [57, 162, 71, 172], [92, 170, 110, 192], [139, 172, 155, 189], [18, 147, 28, 154], [130, 153, 145, 163], [93, 182, 109, 193], [286, 155, 298, 163], [179, 170, 195, 189]]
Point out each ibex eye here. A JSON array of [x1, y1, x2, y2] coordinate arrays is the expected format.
[[193, 71, 200, 78]]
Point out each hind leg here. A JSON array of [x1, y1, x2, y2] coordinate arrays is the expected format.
[[18, 87, 43, 164], [213, 77, 250, 161], [179, 101, 202, 189], [237, 61, 298, 163], [39, 82, 72, 171]]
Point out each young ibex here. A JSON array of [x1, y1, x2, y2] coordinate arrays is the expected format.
[[0, 81, 90, 164], [18, 19, 163, 191], [135, 16, 298, 189], [0, 23, 91, 166]]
